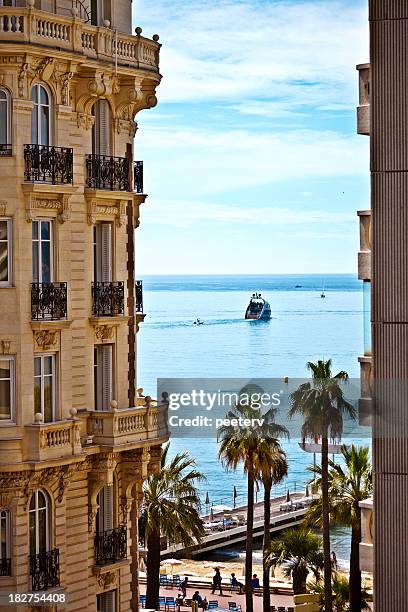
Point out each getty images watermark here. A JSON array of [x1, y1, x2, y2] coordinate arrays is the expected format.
[[157, 378, 369, 439]]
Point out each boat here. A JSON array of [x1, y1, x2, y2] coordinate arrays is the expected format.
[[245, 293, 272, 320]]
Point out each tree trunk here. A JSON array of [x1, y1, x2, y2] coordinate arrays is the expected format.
[[246, 469, 255, 612], [292, 567, 308, 595], [262, 478, 272, 612], [349, 518, 362, 612], [321, 435, 333, 612], [146, 527, 161, 610]]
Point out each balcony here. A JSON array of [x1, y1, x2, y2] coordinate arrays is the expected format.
[[23, 419, 82, 462], [87, 402, 168, 448], [135, 280, 144, 314], [357, 210, 371, 281], [0, 7, 160, 73], [0, 144, 12, 157], [359, 355, 373, 427], [24, 145, 73, 186], [29, 549, 60, 592], [356, 63, 370, 135], [0, 558, 11, 577], [86, 155, 131, 192], [94, 526, 127, 566], [31, 283, 68, 321], [92, 282, 125, 318]]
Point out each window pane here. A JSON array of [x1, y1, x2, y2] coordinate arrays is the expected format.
[[38, 507, 47, 553], [41, 241, 51, 283], [43, 375, 53, 423], [0, 380, 10, 419], [0, 361, 10, 379], [0, 242, 7, 283], [41, 221, 50, 241], [0, 100, 7, 145], [31, 86, 38, 103], [34, 376, 41, 415], [32, 221, 38, 240], [29, 510, 36, 556], [31, 105, 38, 144], [40, 106, 49, 146], [0, 515, 6, 559], [32, 241, 39, 283], [0, 91, 6, 101], [39, 86, 49, 106], [44, 356, 52, 375]]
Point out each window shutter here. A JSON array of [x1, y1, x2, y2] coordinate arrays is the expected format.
[[94, 100, 112, 156], [103, 485, 114, 531], [100, 223, 112, 283], [101, 344, 112, 411]]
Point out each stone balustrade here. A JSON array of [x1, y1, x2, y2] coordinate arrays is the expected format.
[[87, 403, 168, 448], [0, 7, 160, 72], [24, 419, 82, 462]]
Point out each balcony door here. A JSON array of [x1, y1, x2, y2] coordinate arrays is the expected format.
[[92, 99, 112, 157], [29, 490, 50, 557], [34, 354, 56, 423], [94, 222, 112, 283], [91, 0, 111, 26], [97, 591, 117, 612], [32, 220, 54, 284], [31, 84, 51, 147]]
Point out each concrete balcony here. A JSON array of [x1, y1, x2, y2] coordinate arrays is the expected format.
[[23, 417, 83, 462], [356, 63, 370, 135], [360, 498, 373, 573], [357, 210, 371, 281], [0, 6, 160, 73], [86, 402, 168, 449]]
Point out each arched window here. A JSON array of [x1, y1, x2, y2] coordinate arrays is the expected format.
[[0, 509, 11, 575], [29, 490, 50, 556], [92, 99, 112, 157], [0, 89, 11, 155], [31, 85, 51, 147]]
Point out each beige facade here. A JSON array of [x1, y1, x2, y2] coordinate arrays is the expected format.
[[0, 1, 168, 610]]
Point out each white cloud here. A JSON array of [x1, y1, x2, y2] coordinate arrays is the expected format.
[[137, 124, 369, 196], [134, 0, 368, 107]]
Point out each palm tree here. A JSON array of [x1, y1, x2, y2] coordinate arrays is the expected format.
[[218, 387, 288, 612], [289, 359, 355, 612], [305, 445, 372, 612], [139, 443, 206, 609], [264, 527, 324, 595], [309, 572, 371, 612], [258, 444, 288, 612]]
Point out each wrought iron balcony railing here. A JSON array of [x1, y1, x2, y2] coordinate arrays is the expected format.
[[0, 144, 12, 157], [24, 144, 73, 185], [86, 154, 130, 192], [0, 558, 11, 576], [135, 280, 143, 314], [92, 282, 125, 317], [134, 161, 143, 194], [29, 549, 60, 592], [31, 282, 68, 321], [94, 525, 127, 566]]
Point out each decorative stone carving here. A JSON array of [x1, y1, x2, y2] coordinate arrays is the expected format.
[[87, 197, 127, 227], [1, 340, 11, 355], [24, 192, 72, 224], [0, 201, 6, 216], [95, 326, 114, 343], [97, 570, 117, 590], [22, 464, 79, 510], [34, 330, 58, 351]]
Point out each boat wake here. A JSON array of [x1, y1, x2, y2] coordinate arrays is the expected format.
[[146, 318, 273, 329]]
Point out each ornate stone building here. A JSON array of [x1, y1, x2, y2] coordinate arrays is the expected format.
[[0, 1, 168, 610]]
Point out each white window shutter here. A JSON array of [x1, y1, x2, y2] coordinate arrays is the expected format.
[[101, 345, 112, 411], [100, 223, 112, 283]]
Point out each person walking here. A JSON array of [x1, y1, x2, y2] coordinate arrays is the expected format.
[[211, 567, 223, 596], [181, 577, 188, 598]]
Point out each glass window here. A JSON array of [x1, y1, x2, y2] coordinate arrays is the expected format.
[[31, 85, 51, 146], [0, 219, 11, 285], [29, 490, 50, 556], [32, 220, 53, 284], [0, 357, 13, 422], [363, 280, 371, 356], [0, 509, 10, 563], [34, 354, 56, 423], [0, 89, 10, 147]]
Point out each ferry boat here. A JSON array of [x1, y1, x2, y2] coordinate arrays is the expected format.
[[245, 293, 272, 320]]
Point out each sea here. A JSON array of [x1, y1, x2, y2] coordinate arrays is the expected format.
[[137, 274, 370, 569]]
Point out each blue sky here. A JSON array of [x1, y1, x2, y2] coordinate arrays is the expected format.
[[132, 0, 369, 274]]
